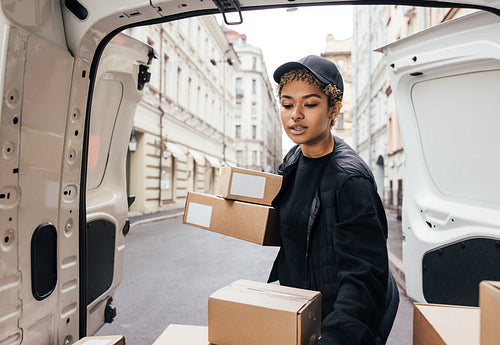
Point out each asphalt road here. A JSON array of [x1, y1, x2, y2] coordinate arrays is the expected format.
[[96, 216, 412, 344]]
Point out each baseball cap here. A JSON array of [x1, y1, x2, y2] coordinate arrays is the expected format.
[[273, 55, 344, 92]]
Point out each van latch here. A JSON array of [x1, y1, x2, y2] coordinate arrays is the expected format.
[[212, 0, 243, 25]]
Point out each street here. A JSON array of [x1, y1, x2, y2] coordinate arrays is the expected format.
[[97, 214, 412, 344]]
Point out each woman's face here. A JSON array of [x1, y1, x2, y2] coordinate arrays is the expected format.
[[280, 79, 339, 156]]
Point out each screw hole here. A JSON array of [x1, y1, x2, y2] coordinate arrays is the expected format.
[[69, 210, 72, 214], [6, 147, 11, 152], [10, 95, 14, 101], [74, 130, 79, 136], [9, 217, 12, 221], [451, 218, 455, 222], [66, 318, 70, 324], [13, 117, 18, 125], [4, 236, 9, 243]]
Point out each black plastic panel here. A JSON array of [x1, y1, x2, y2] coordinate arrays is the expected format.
[[31, 223, 57, 300], [86, 219, 115, 305], [65, 0, 88, 20], [423, 238, 500, 306]]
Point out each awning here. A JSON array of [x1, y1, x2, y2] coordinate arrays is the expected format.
[[188, 149, 206, 166], [166, 142, 187, 159], [205, 154, 223, 168]]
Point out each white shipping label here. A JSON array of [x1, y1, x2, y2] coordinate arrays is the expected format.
[[230, 172, 266, 199], [186, 202, 213, 228]]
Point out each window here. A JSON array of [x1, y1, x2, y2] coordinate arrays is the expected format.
[[236, 150, 243, 166], [252, 79, 257, 94], [336, 60, 345, 75], [235, 102, 242, 118], [176, 66, 182, 103], [235, 125, 241, 139], [251, 103, 257, 118], [252, 151, 257, 166], [236, 78, 242, 94], [252, 56, 257, 70], [187, 77, 192, 111], [252, 125, 257, 139], [337, 112, 344, 129], [163, 53, 169, 94], [161, 153, 174, 202]]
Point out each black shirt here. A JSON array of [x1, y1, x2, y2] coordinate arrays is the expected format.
[[278, 151, 332, 288]]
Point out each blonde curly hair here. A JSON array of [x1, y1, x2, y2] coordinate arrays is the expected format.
[[277, 68, 343, 108]]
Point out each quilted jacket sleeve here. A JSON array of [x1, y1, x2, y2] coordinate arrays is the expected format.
[[317, 176, 388, 345]]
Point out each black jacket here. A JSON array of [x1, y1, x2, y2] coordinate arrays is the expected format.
[[269, 137, 394, 345]]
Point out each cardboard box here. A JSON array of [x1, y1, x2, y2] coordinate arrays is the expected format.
[[72, 336, 125, 345], [216, 167, 282, 206], [208, 280, 321, 345], [153, 324, 208, 345], [479, 281, 500, 345], [183, 192, 281, 246], [413, 303, 479, 345]]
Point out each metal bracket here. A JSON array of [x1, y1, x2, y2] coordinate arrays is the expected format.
[[212, 0, 243, 25], [137, 64, 151, 91]]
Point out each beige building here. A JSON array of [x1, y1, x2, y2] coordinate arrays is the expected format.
[[125, 16, 239, 215], [322, 35, 353, 147], [224, 28, 282, 172], [352, 5, 476, 217]]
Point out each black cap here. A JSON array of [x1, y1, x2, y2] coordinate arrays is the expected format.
[[273, 55, 344, 92]]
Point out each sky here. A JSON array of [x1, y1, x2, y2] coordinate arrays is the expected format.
[[218, 5, 353, 153]]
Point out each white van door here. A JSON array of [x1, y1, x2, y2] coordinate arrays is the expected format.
[[380, 11, 500, 306], [84, 33, 154, 336], [0, 8, 152, 342]]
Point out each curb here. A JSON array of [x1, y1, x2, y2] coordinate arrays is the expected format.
[[388, 251, 406, 295], [130, 212, 184, 228]]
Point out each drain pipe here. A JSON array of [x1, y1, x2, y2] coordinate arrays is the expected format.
[[158, 26, 164, 207], [367, 5, 373, 168], [353, 8, 359, 150]]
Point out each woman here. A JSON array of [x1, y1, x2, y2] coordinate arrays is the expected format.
[[268, 55, 398, 345]]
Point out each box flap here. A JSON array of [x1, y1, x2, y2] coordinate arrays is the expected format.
[[231, 280, 320, 301], [211, 285, 309, 313], [482, 280, 500, 291], [153, 324, 208, 345], [480, 281, 500, 345], [414, 304, 479, 345]]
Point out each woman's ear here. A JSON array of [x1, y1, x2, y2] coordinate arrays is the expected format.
[[329, 101, 343, 119]]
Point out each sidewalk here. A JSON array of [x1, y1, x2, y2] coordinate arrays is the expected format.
[[385, 208, 406, 293], [129, 206, 407, 292], [129, 208, 184, 227]]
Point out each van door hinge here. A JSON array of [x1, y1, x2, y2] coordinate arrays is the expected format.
[[212, 0, 243, 25], [138, 64, 151, 91]]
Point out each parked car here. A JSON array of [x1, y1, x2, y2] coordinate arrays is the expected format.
[[0, 1, 498, 344]]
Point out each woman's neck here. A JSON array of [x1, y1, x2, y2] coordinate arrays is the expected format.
[[300, 135, 334, 158]]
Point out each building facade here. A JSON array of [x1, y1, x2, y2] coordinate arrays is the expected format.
[[125, 16, 239, 215], [352, 5, 476, 217], [322, 35, 353, 147], [224, 28, 282, 173]]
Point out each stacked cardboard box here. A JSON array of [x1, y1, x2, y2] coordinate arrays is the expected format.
[[413, 280, 500, 345], [183, 167, 282, 246], [153, 281, 322, 345]]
